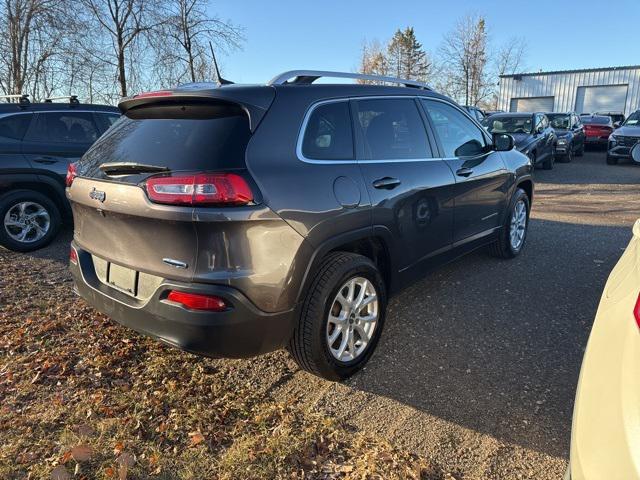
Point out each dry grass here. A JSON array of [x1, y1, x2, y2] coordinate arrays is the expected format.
[[0, 248, 446, 479]]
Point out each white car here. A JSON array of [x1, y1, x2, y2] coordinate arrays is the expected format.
[[568, 145, 640, 480]]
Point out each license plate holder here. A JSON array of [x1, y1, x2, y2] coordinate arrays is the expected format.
[[108, 263, 137, 295]]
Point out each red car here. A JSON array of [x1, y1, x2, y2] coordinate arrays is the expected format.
[[582, 115, 615, 146]]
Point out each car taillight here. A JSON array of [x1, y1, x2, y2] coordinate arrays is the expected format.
[[144, 173, 253, 206], [167, 290, 228, 311], [634, 293, 640, 330], [135, 90, 173, 98], [66, 162, 78, 187], [69, 246, 78, 265]]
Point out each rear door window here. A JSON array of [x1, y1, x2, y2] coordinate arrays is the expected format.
[[0, 114, 31, 140], [25, 112, 99, 144], [354, 98, 432, 160], [80, 102, 251, 182], [301, 101, 353, 160], [422, 100, 487, 157]]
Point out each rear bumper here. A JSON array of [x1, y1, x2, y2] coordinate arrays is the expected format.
[[70, 244, 296, 358], [585, 136, 608, 145]]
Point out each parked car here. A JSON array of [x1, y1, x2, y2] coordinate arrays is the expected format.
[[607, 110, 640, 165], [0, 95, 119, 252], [595, 111, 625, 127], [581, 115, 615, 148], [485, 110, 505, 117], [67, 70, 534, 381], [546, 112, 585, 162], [463, 105, 486, 123], [568, 149, 640, 478], [482, 112, 556, 169]]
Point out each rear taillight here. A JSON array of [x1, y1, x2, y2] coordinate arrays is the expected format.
[[634, 293, 640, 330], [66, 162, 77, 187], [135, 90, 173, 99], [144, 173, 253, 206], [69, 246, 78, 265], [167, 290, 228, 311]]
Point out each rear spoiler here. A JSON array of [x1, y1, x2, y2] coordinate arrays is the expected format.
[[118, 85, 275, 132]]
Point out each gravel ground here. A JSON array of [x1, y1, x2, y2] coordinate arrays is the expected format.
[[2, 149, 639, 479]]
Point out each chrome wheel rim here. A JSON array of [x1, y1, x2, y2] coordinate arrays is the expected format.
[[509, 199, 527, 250], [326, 276, 379, 362], [3, 201, 50, 243]]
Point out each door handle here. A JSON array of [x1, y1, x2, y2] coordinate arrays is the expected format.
[[372, 177, 401, 190], [33, 156, 58, 164], [456, 167, 473, 177]]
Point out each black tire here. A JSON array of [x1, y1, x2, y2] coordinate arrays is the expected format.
[[542, 151, 554, 170], [489, 188, 530, 259], [563, 146, 573, 163], [576, 142, 585, 157], [288, 252, 387, 381], [606, 154, 618, 165], [0, 189, 61, 252]]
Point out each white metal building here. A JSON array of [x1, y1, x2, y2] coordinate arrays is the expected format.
[[498, 65, 640, 115]]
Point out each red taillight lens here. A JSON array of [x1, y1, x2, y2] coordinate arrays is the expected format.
[[135, 90, 173, 99], [167, 290, 228, 311], [634, 293, 640, 330], [69, 246, 78, 265], [145, 173, 253, 206], [66, 162, 78, 187]]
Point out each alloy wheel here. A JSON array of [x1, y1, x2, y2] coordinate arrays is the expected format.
[[326, 276, 379, 362], [509, 199, 527, 251], [3, 201, 51, 244]]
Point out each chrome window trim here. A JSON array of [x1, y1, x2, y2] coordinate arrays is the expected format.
[[296, 95, 492, 165]]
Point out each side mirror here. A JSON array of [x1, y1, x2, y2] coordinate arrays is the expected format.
[[632, 143, 640, 164], [493, 133, 514, 152]]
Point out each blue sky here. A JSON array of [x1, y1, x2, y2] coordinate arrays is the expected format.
[[211, 0, 640, 84]]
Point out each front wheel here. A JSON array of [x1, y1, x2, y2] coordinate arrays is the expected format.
[[489, 188, 530, 259], [288, 252, 387, 381]]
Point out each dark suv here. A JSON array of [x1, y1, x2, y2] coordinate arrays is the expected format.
[[68, 71, 533, 380], [0, 95, 119, 251]]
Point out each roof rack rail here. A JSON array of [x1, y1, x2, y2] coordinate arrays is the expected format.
[[45, 95, 79, 105], [0, 94, 30, 106], [267, 70, 432, 90]]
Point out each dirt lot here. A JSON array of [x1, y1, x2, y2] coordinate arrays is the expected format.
[[1, 150, 639, 479]]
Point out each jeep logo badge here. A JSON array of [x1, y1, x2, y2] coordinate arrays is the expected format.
[[89, 187, 106, 203]]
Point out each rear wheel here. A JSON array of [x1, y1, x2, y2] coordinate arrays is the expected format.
[[288, 252, 386, 381], [489, 188, 530, 259], [0, 189, 61, 252]]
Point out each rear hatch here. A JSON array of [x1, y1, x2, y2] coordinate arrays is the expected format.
[[68, 87, 274, 283]]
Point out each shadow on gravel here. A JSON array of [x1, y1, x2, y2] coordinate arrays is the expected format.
[[19, 227, 73, 265], [347, 218, 633, 459]]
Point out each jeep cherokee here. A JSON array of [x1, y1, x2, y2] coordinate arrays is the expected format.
[[68, 71, 533, 380]]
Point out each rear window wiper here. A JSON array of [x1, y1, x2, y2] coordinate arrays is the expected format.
[[99, 162, 170, 175]]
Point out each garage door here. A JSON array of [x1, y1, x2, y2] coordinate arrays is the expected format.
[[575, 85, 628, 114], [510, 97, 555, 113]]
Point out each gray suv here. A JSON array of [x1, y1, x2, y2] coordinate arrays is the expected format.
[[68, 70, 533, 380]]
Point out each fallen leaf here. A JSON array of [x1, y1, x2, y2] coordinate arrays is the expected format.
[[113, 442, 124, 455], [189, 431, 205, 446], [117, 452, 135, 480], [51, 465, 71, 480], [71, 445, 93, 462]]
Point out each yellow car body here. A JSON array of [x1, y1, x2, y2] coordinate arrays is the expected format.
[[569, 219, 640, 479]]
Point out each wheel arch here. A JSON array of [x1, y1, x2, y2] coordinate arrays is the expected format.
[[0, 174, 69, 218]]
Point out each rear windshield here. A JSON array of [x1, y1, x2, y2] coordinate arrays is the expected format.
[[79, 102, 250, 182], [581, 116, 611, 125], [546, 114, 570, 129]]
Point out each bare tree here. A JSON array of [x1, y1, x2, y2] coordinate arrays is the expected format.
[[489, 36, 527, 109], [438, 13, 489, 106], [154, 0, 242, 85], [78, 0, 161, 97], [357, 39, 389, 84], [0, 0, 67, 97]]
